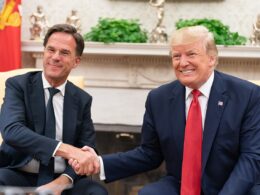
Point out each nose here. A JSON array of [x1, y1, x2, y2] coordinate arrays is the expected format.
[[51, 51, 61, 61], [179, 55, 189, 66]]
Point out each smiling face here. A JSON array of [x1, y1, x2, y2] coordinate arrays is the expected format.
[[171, 39, 215, 89], [43, 32, 80, 87], [171, 26, 217, 89]]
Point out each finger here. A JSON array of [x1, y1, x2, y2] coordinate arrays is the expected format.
[[69, 159, 81, 174], [75, 163, 81, 172], [77, 161, 88, 175], [88, 163, 94, 174], [70, 159, 78, 169], [93, 158, 101, 174], [68, 158, 74, 165], [75, 167, 84, 175]]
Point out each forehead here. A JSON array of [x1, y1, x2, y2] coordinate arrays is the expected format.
[[46, 32, 76, 52], [171, 39, 205, 53]]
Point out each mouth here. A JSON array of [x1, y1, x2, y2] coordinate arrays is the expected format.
[[179, 69, 195, 75], [47, 63, 62, 68]]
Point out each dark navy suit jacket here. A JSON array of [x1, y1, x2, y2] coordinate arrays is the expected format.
[[0, 71, 95, 180], [102, 71, 260, 194]]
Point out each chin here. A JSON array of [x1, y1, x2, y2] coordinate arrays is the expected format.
[[179, 77, 194, 84], [180, 79, 198, 89], [46, 71, 60, 79]]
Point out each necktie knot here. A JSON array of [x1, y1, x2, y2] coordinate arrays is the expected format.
[[48, 87, 60, 99], [192, 89, 201, 99]]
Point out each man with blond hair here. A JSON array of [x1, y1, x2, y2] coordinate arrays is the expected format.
[[70, 26, 260, 195]]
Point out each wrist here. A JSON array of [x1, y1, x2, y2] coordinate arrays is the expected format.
[[55, 143, 75, 159], [57, 174, 72, 185]]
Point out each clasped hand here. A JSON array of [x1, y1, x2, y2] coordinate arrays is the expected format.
[[68, 146, 100, 176]]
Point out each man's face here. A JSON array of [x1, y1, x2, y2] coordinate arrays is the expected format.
[[171, 39, 215, 89], [43, 32, 80, 87]]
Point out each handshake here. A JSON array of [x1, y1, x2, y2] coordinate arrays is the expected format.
[[69, 146, 100, 176], [57, 144, 101, 176]]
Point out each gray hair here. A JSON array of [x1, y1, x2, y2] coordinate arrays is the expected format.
[[43, 23, 84, 56]]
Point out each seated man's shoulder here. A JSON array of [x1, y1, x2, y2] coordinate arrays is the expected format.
[[66, 81, 92, 100], [218, 71, 259, 91], [6, 71, 41, 86], [151, 80, 180, 95]]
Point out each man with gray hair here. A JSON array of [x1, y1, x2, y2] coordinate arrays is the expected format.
[[70, 26, 260, 195]]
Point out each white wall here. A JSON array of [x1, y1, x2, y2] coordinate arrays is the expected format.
[[21, 0, 260, 42]]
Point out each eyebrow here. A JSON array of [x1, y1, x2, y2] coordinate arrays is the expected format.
[[186, 48, 199, 53], [60, 49, 71, 54], [47, 46, 72, 53]]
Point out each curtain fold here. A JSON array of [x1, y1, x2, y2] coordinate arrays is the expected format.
[[0, 0, 22, 72]]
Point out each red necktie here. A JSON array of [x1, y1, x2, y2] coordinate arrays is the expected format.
[[181, 89, 202, 195]]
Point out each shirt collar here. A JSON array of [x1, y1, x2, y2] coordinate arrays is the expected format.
[[185, 71, 214, 100], [42, 72, 66, 96]]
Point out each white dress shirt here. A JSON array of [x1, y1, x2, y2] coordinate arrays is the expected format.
[[185, 72, 214, 130], [99, 72, 215, 180], [20, 73, 67, 176]]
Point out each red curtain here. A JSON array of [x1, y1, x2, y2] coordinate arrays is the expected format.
[[0, 0, 22, 72]]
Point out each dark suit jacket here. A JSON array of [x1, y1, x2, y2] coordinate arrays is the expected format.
[[102, 71, 260, 194], [0, 71, 95, 180]]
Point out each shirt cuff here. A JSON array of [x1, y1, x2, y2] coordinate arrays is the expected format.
[[98, 156, 106, 180], [53, 141, 62, 157], [62, 173, 74, 184]]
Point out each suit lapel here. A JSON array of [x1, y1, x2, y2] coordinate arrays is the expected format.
[[29, 72, 46, 135], [62, 82, 78, 144], [169, 82, 186, 159], [202, 71, 228, 174], [30, 76, 78, 143]]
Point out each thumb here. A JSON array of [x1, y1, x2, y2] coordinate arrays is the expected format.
[[81, 145, 92, 151]]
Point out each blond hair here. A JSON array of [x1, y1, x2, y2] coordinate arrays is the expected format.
[[171, 26, 218, 65]]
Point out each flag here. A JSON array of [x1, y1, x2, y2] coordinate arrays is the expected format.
[[0, 0, 22, 72]]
